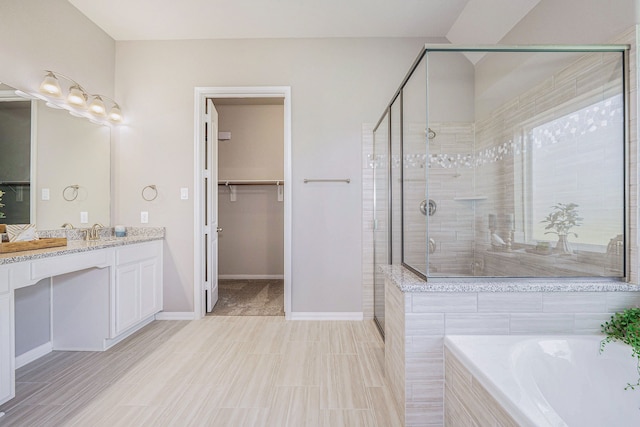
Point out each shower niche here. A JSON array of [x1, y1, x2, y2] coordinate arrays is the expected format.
[[373, 45, 628, 288]]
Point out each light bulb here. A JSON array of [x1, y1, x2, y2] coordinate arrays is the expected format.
[[67, 85, 88, 109], [108, 105, 123, 123], [39, 72, 62, 97], [89, 96, 106, 116]]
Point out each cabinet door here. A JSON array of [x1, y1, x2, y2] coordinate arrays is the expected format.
[[114, 264, 140, 335], [139, 258, 160, 319], [0, 292, 14, 405]]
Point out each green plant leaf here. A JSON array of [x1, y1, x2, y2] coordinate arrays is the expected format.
[[601, 307, 640, 390]]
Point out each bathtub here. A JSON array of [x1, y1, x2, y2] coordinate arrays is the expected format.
[[445, 335, 640, 427]]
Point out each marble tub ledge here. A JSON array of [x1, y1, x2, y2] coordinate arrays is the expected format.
[[380, 264, 640, 293]]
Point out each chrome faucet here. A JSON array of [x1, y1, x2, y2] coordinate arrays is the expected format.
[[86, 223, 104, 240], [61, 223, 74, 229]]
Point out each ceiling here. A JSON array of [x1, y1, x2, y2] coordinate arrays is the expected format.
[[67, 0, 541, 42]]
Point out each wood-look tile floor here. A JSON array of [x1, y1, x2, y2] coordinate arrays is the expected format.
[[0, 317, 402, 427]]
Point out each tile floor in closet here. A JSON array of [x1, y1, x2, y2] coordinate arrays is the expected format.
[[0, 316, 402, 426]]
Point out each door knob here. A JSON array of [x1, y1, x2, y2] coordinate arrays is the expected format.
[[216, 227, 223, 232]]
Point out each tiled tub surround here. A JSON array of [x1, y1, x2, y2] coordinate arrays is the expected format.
[[444, 345, 518, 427], [382, 265, 640, 426], [444, 335, 640, 427]]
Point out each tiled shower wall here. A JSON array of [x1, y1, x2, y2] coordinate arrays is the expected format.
[[362, 124, 374, 319], [427, 123, 476, 275]]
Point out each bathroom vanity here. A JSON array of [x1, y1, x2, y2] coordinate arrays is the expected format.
[[0, 230, 164, 406]]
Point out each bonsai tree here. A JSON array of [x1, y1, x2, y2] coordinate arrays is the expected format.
[[541, 202, 582, 254]]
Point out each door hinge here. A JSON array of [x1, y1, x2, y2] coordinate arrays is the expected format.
[[203, 170, 210, 179]]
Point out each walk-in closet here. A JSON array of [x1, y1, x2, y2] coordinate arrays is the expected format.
[[209, 98, 285, 316]]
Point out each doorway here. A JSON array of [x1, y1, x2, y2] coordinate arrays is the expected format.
[[210, 97, 285, 316], [193, 87, 292, 319]]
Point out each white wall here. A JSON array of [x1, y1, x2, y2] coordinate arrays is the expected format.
[[0, 0, 115, 99], [113, 37, 437, 313], [474, 0, 636, 110]]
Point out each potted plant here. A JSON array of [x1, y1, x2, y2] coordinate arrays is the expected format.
[[541, 203, 582, 254], [0, 189, 5, 219], [601, 308, 640, 390]]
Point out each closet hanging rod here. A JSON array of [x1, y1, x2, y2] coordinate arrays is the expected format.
[[303, 178, 351, 184], [217, 180, 284, 186]]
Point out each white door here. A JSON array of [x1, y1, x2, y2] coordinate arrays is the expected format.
[[204, 99, 219, 312]]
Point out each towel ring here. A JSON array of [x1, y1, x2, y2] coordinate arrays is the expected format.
[[142, 185, 158, 201], [63, 185, 79, 201]]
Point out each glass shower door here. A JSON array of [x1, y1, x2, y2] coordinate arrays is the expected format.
[[373, 111, 390, 336]]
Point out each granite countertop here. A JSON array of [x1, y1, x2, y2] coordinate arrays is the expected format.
[[380, 264, 640, 293], [0, 227, 164, 265]]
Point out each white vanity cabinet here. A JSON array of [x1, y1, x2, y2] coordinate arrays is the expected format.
[[0, 277, 14, 406], [113, 240, 163, 336], [0, 237, 164, 407]]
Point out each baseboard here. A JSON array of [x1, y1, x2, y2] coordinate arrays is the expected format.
[[15, 342, 53, 369], [218, 274, 284, 280], [288, 312, 364, 321], [155, 311, 196, 320], [103, 315, 156, 350]]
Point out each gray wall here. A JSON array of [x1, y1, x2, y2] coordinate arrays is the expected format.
[[113, 37, 444, 313]]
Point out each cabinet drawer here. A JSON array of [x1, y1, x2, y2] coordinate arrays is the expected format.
[[31, 250, 111, 282], [116, 241, 161, 265]]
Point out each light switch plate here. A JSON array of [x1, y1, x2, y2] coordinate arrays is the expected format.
[[141, 211, 149, 223], [80, 211, 88, 223], [42, 188, 50, 201], [180, 187, 189, 200]]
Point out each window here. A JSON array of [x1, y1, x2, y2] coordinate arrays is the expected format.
[[524, 94, 624, 250]]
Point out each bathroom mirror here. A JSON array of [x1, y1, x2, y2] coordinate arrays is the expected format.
[[0, 83, 110, 229]]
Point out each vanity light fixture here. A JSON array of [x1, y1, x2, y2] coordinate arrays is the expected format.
[[37, 70, 124, 124], [89, 95, 106, 116], [89, 94, 123, 123], [108, 104, 123, 123], [67, 84, 88, 109], [38, 71, 62, 97]]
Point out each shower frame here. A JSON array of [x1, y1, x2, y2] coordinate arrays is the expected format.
[[372, 43, 630, 287]]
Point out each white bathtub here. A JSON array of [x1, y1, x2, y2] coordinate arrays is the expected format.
[[445, 335, 640, 427]]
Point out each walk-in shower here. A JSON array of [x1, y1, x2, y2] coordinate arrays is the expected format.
[[372, 45, 628, 334]]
